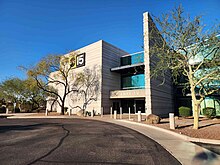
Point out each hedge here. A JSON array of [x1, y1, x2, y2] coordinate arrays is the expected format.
[[178, 106, 191, 117]]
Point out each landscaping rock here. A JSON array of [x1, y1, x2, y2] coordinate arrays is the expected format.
[[76, 110, 84, 117], [146, 114, 160, 124]]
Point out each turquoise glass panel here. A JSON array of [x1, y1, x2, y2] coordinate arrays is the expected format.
[[122, 74, 145, 89], [121, 52, 144, 66], [131, 52, 144, 64]]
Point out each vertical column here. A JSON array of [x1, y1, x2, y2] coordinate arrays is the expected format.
[[120, 107, 122, 119], [143, 12, 152, 116], [169, 113, 175, 129], [69, 109, 71, 116], [45, 109, 48, 116], [114, 110, 117, 119], [101, 107, 103, 118], [91, 108, 94, 117], [138, 111, 141, 122], [128, 107, 131, 120], [110, 107, 113, 118], [134, 103, 136, 114]]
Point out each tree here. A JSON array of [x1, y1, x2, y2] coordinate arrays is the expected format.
[[150, 5, 220, 129], [0, 77, 46, 112], [70, 66, 100, 115], [25, 53, 78, 115], [23, 78, 46, 110], [0, 78, 24, 105]]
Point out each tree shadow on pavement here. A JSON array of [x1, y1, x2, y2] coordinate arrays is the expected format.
[[199, 123, 219, 129], [192, 151, 218, 165], [0, 123, 60, 133]]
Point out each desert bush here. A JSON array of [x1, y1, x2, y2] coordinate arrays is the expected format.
[[178, 106, 191, 117], [203, 107, 216, 118]]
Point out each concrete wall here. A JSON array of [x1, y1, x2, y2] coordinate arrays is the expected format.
[[101, 41, 127, 114], [48, 40, 103, 114], [47, 40, 127, 115], [143, 12, 174, 117], [69, 40, 103, 114]]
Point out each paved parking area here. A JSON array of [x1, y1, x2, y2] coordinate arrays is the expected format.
[[0, 118, 180, 165]]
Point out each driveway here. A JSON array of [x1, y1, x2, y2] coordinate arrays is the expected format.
[[0, 118, 180, 165]]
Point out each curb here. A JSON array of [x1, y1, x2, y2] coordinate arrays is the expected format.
[[119, 119, 220, 145]]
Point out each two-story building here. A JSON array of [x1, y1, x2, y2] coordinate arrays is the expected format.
[[46, 12, 174, 116]]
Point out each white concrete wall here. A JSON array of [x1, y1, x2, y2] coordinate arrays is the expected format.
[[46, 40, 127, 115], [47, 40, 103, 114], [143, 12, 174, 117]]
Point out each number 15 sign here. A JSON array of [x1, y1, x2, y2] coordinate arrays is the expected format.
[[69, 53, 86, 69]]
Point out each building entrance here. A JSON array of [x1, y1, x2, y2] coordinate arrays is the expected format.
[[121, 99, 145, 113]]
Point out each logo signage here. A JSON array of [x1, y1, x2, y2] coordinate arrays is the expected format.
[[110, 89, 146, 98], [70, 53, 85, 69]]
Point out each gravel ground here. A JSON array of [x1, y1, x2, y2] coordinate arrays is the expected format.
[[147, 117, 220, 140]]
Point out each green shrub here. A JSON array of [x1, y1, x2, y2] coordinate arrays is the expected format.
[[203, 107, 216, 118], [178, 106, 191, 117]]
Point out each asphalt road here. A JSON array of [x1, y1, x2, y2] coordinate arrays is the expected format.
[[0, 118, 181, 165]]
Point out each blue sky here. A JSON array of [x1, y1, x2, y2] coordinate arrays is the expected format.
[[0, 0, 219, 82]]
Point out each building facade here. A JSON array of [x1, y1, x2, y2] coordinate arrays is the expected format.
[[46, 12, 175, 116]]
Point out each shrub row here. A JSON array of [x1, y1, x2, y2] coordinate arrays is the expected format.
[[178, 106, 191, 117], [178, 106, 216, 118]]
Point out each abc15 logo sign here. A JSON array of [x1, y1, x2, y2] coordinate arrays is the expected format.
[[70, 53, 86, 68]]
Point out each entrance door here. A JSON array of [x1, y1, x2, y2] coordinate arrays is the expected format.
[[121, 100, 135, 113], [113, 102, 120, 113], [135, 100, 145, 113]]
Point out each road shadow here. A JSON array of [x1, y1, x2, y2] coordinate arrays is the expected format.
[[192, 151, 219, 165], [0, 123, 60, 133], [193, 142, 220, 155]]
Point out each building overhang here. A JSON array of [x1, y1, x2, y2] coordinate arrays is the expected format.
[[110, 89, 145, 99], [110, 63, 144, 73]]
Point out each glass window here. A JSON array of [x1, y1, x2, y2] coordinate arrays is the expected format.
[[131, 52, 144, 64], [121, 56, 131, 66], [122, 74, 145, 89], [121, 52, 144, 66]]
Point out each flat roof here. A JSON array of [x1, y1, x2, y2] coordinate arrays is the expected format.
[[121, 51, 144, 57]]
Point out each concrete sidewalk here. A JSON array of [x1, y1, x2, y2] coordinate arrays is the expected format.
[[3, 113, 220, 165]]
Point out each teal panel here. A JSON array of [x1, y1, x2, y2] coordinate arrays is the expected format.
[[122, 74, 145, 89], [121, 52, 144, 66]]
